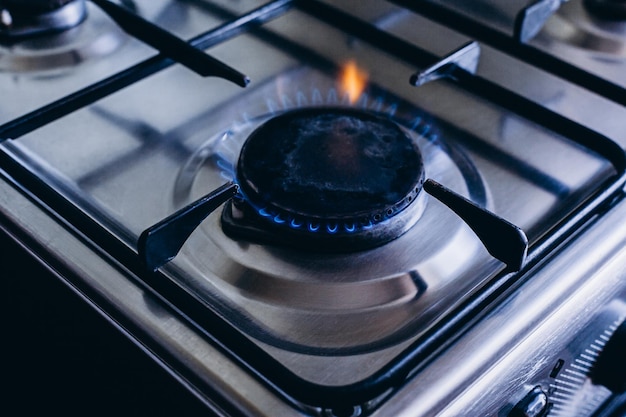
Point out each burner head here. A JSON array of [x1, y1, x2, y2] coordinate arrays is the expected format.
[[222, 107, 426, 251], [2, 0, 78, 15], [0, 0, 86, 39]]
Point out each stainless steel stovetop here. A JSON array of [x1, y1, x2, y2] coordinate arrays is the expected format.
[[1, 1, 626, 416]]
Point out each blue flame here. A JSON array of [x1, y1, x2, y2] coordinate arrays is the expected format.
[[311, 88, 323, 104], [410, 117, 423, 131], [326, 88, 338, 104], [251, 204, 388, 235], [281, 94, 295, 109], [258, 207, 272, 218], [296, 91, 309, 107], [265, 98, 279, 115]]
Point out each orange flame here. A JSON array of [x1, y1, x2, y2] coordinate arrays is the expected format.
[[339, 60, 368, 104]]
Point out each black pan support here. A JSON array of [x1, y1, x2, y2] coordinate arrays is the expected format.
[[137, 170, 529, 273], [0, 0, 292, 141], [138, 182, 239, 272], [410, 40, 480, 86], [514, 0, 569, 43], [390, 0, 626, 107], [424, 179, 528, 271], [2, 0, 626, 413], [134, 41, 521, 274], [89, 0, 249, 86]]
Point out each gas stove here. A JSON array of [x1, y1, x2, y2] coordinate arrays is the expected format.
[[1, 1, 626, 416]]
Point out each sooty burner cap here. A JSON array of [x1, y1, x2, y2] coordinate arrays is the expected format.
[[1, 0, 86, 39], [223, 107, 426, 251], [2, 0, 78, 15]]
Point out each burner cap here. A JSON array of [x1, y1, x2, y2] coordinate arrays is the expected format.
[[2, 0, 77, 15], [224, 107, 426, 251], [0, 0, 86, 39]]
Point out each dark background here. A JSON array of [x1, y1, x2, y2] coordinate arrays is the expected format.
[[2, 236, 210, 416]]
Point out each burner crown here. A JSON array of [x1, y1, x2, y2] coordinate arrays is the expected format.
[[0, 0, 86, 39], [2, 0, 77, 15], [223, 107, 427, 251]]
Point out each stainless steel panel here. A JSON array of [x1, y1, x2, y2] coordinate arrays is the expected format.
[[0, 1, 625, 415], [373, 197, 626, 416], [414, 0, 567, 41]]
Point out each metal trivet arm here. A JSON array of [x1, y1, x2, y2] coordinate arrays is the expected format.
[[392, 0, 626, 107], [0, 0, 293, 142], [90, 0, 249, 87], [137, 178, 529, 273], [514, 0, 569, 43], [410, 41, 480, 86], [410, 41, 529, 271], [138, 182, 239, 272], [424, 179, 529, 271]]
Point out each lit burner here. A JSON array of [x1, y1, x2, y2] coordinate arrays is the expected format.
[[222, 107, 427, 251], [0, 0, 87, 39]]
